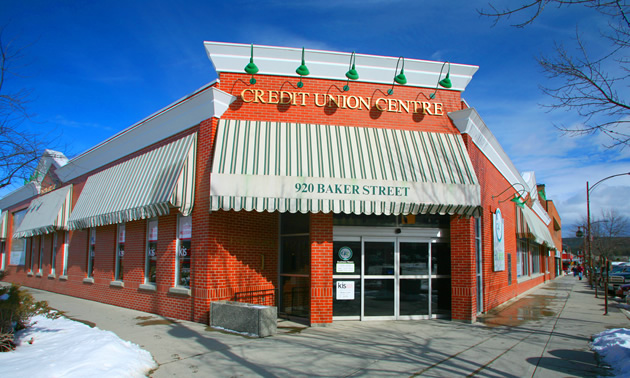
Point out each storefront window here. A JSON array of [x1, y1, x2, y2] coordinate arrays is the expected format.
[[87, 228, 95, 278], [177, 215, 192, 287], [531, 243, 541, 274], [38, 235, 44, 274], [10, 209, 27, 266], [517, 239, 528, 277], [61, 232, 68, 276], [115, 224, 125, 281], [333, 214, 449, 228], [279, 212, 310, 318], [29, 238, 35, 272], [432, 242, 451, 276], [145, 219, 158, 284], [51, 233, 57, 275]]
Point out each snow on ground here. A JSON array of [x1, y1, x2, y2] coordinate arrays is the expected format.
[[590, 328, 630, 377], [0, 314, 156, 377]]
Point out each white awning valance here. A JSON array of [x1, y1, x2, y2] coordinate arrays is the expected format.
[[13, 185, 73, 238], [68, 133, 197, 230], [0, 210, 8, 240], [210, 120, 481, 216]]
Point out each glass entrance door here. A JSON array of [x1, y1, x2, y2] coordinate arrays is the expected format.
[[333, 237, 440, 320], [363, 241, 395, 318]]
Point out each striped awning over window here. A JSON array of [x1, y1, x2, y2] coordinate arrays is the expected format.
[[517, 205, 555, 248], [68, 133, 197, 230], [13, 185, 73, 238], [0, 210, 8, 240], [210, 120, 481, 216]]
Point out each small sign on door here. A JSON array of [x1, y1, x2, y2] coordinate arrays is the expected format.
[[336, 281, 355, 300]]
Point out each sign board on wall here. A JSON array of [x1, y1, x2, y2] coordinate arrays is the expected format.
[[493, 209, 505, 271]]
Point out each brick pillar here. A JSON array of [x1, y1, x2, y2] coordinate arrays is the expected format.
[[191, 118, 217, 323], [310, 212, 333, 325], [450, 215, 477, 322]]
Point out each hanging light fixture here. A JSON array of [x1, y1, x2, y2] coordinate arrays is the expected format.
[[429, 61, 452, 99], [387, 57, 407, 95], [243, 43, 259, 85], [343, 51, 359, 91], [296, 47, 310, 88], [510, 194, 526, 208]]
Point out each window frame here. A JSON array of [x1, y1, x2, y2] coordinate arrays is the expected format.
[[87, 228, 96, 278], [61, 231, 69, 277], [51, 232, 57, 276], [175, 215, 192, 288], [145, 218, 158, 285], [115, 223, 125, 282]]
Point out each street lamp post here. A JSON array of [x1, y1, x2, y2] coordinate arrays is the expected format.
[[586, 171, 630, 315]]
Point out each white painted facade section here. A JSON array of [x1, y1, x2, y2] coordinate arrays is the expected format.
[[204, 41, 479, 92]]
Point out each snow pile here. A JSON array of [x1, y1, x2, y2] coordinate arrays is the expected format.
[[0, 315, 156, 377], [590, 328, 630, 377]]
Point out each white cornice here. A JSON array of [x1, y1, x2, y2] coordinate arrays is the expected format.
[[448, 107, 552, 225], [56, 83, 236, 182], [204, 42, 479, 92], [0, 183, 39, 211]]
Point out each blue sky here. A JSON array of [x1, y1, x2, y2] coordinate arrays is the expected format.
[[2, 0, 629, 235]]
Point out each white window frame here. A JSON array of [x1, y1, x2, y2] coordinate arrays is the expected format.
[[61, 231, 69, 277], [87, 228, 96, 278], [50, 232, 57, 276], [115, 223, 125, 282], [29, 238, 36, 273], [145, 218, 158, 285], [175, 215, 192, 288], [38, 235, 44, 274]]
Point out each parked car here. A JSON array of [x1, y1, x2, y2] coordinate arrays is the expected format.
[[608, 265, 630, 297], [618, 283, 630, 299]]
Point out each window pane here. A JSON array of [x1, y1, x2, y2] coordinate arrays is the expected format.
[[364, 279, 394, 316], [432, 278, 452, 316], [281, 213, 309, 234], [365, 242, 394, 276], [280, 235, 310, 274], [279, 276, 310, 317], [333, 279, 361, 317], [399, 279, 429, 316], [147, 241, 157, 283], [332, 241, 361, 276], [432, 243, 451, 276], [178, 240, 191, 287], [400, 242, 428, 275]]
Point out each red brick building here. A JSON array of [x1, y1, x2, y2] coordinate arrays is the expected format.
[[0, 42, 562, 325]]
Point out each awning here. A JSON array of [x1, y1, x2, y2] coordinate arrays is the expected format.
[[210, 120, 481, 216], [68, 133, 197, 230], [13, 185, 73, 238], [517, 205, 556, 248], [0, 210, 8, 240]]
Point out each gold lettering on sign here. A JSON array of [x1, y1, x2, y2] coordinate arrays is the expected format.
[[239, 89, 444, 115]]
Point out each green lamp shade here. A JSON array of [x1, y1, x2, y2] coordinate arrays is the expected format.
[[438, 72, 452, 88], [511, 194, 525, 208], [296, 47, 310, 76], [244, 61, 259, 75], [576, 229, 584, 237], [394, 69, 407, 85], [346, 64, 359, 80]]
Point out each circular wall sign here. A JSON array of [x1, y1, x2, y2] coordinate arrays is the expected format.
[[338, 246, 353, 261], [495, 209, 503, 242]]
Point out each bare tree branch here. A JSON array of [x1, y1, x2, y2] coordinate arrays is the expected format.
[[479, 0, 630, 148]]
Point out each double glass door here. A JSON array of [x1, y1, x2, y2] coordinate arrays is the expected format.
[[333, 237, 449, 320]]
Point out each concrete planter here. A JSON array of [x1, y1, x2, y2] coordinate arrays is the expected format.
[[210, 301, 277, 337]]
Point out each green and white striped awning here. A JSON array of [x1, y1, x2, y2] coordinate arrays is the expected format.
[[68, 133, 197, 230], [0, 210, 8, 240], [517, 205, 556, 248], [210, 120, 481, 216], [13, 185, 73, 238]]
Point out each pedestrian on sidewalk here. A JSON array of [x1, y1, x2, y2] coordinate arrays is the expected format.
[[572, 265, 577, 277], [577, 264, 584, 280]]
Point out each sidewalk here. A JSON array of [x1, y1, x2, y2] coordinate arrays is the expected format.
[[23, 275, 629, 377]]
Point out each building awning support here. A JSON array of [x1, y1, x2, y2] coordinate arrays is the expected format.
[[210, 120, 481, 216], [68, 132, 197, 230]]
